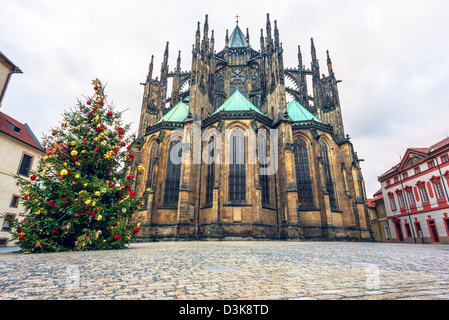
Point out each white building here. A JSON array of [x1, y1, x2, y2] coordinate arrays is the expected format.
[[378, 137, 449, 244]]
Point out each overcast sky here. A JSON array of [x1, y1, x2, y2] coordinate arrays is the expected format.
[[1, 0, 449, 198]]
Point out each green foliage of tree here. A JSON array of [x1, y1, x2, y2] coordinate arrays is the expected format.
[[1, 79, 147, 252]]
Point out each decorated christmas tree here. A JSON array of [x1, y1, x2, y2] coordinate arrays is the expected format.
[[2, 79, 147, 252]]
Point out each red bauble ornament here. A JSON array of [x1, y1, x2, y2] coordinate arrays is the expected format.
[[18, 235, 24, 240], [113, 235, 120, 241], [30, 175, 36, 181], [94, 86, 98, 91]]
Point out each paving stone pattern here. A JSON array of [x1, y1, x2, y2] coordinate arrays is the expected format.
[[0, 241, 448, 300]]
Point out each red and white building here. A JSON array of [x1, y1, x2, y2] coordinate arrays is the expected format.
[[378, 137, 449, 244]]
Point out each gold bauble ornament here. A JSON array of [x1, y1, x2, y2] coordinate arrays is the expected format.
[[85, 200, 91, 205], [70, 141, 76, 146], [60, 169, 68, 176], [71, 150, 78, 156], [83, 183, 88, 187], [35, 211, 41, 215], [95, 191, 101, 197], [81, 150, 86, 154], [96, 215, 102, 221], [75, 174, 80, 179]]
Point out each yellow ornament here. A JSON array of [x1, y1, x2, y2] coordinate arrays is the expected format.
[[85, 200, 91, 205], [83, 183, 88, 187], [42, 169, 46, 178], [138, 165, 145, 171], [63, 162, 68, 167], [60, 169, 68, 176], [76, 162, 81, 166], [95, 191, 101, 197], [75, 174, 80, 179], [96, 215, 103, 221], [92, 201, 96, 206], [81, 150, 86, 154], [104, 151, 114, 159], [71, 150, 78, 156], [35, 211, 41, 215], [70, 141, 76, 146]]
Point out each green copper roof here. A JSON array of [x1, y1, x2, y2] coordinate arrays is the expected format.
[[157, 101, 189, 123], [287, 100, 321, 122], [212, 90, 264, 116], [229, 25, 247, 48]]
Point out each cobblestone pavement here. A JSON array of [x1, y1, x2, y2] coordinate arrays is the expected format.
[[0, 241, 448, 300]]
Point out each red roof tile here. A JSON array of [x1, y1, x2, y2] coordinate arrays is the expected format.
[[0, 111, 44, 151]]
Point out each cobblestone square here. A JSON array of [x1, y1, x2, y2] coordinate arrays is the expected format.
[[1, 241, 448, 300]]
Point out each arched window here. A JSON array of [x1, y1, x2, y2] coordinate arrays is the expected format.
[[320, 141, 338, 210], [146, 142, 158, 191], [229, 129, 246, 202], [294, 139, 314, 208], [205, 136, 215, 205], [163, 141, 182, 207], [259, 132, 270, 206], [230, 69, 246, 96], [214, 95, 225, 110]]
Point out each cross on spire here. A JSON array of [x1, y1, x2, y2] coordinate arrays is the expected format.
[[235, 14, 240, 25]]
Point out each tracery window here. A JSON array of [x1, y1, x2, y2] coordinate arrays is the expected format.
[[214, 72, 224, 92], [146, 143, 158, 190], [229, 129, 246, 202], [230, 69, 246, 96], [320, 141, 338, 210], [251, 71, 261, 91], [294, 139, 314, 208], [258, 132, 270, 206], [205, 137, 215, 205], [163, 141, 182, 207]]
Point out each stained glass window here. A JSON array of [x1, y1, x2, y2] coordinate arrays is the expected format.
[[294, 139, 314, 208], [229, 129, 246, 202], [163, 141, 182, 207]]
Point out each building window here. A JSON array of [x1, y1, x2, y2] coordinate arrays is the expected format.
[[320, 142, 337, 210], [442, 155, 449, 163], [259, 134, 270, 206], [229, 129, 246, 202], [405, 223, 412, 237], [386, 180, 391, 187], [9, 195, 20, 208], [163, 141, 182, 207], [414, 167, 421, 174], [434, 181, 445, 199], [380, 203, 385, 214], [205, 137, 215, 205], [407, 190, 415, 206], [428, 161, 435, 169], [146, 143, 158, 191], [384, 225, 390, 239], [398, 193, 405, 208], [214, 95, 225, 110], [403, 172, 408, 179], [394, 177, 399, 183], [294, 139, 314, 208], [415, 222, 423, 239], [389, 196, 397, 211], [230, 69, 246, 97], [18, 154, 33, 177], [420, 186, 429, 203]]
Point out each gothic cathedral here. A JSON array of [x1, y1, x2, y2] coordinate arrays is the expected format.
[[130, 14, 374, 241]]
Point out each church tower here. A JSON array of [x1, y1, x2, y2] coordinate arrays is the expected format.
[[131, 14, 374, 242]]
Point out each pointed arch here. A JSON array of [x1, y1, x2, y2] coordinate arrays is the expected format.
[[163, 140, 182, 207], [228, 128, 246, 202], [294, 138, 314, 208], [319, 140, 338, 210]]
